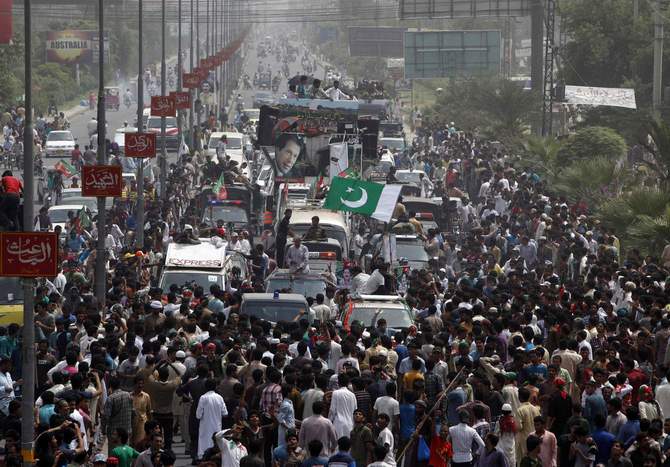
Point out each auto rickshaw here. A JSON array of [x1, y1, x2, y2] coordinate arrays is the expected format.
[[104, 86, 120, 111]]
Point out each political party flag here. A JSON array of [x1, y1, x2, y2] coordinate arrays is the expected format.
[[54, 160, 77, 178], [213, 174, 227, 200], [323, 177, 402, 222], [338, 167, 358, 179]]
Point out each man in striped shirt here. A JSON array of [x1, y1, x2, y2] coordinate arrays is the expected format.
[[448, 410, 485, 467]]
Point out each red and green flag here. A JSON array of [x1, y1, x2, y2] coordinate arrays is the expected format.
[[54, 160, 77, 178], [213, 174, 227, 200]]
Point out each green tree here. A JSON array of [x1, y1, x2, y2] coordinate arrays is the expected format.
[[557, 126, 627, 162], [553, 157, 625, 204], [628, 206, 670, 255], [639, 118, 670, 189], [519, 135, 564, 180]]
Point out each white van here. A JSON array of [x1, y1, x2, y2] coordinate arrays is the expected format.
[[159, 238, 241, 292]]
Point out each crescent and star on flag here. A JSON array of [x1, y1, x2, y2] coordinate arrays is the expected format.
[[341, 186, 368, 208]]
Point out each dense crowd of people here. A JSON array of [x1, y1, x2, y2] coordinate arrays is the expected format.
[[4, 30, 670, 467]]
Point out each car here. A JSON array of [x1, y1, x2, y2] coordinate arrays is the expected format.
[[394, 234, 430, 271], [288, 208, 350, 259], [61, 188, 82, 200], [379, 121, 404, 138], [47, 204, 90, 233], [281, 238, 342, 274], [146, 116, 179, 149], [59, 196, 113, 213], [243, 108, 260, 126], [45, 130, 75, 158], [402, 196, 441, 231], [395, 169, 426, 196], [252, 91, 274, 108], [340, 295, 414, 336], [239, 293, 311, 324], [265, 269, 330, 300], [113, 126, 138, 156], [0, 277, 24, 326], [201, 200, 249, 231], [378, 136, 406, 153]]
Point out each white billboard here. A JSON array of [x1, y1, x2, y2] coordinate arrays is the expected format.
[[564, 85, 637, 109]]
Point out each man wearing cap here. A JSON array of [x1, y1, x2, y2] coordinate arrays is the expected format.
[[144, 300, 166, 340], [92, 453, 108, 466]]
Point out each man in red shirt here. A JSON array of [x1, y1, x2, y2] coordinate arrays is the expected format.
[[1, 170, 23, 230], [71, 144, 83, 171]]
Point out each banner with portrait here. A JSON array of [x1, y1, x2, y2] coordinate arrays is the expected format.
[[258, 99, 359, 178]]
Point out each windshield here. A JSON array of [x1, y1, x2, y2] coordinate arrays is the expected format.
[[245, 110, 260, 119], [396, 241, 429, 262], [61, 199, 97, 212], [396, 172, 422, 184], [114, 132, 126, 146], [204, 206, 248, 224], [265, 279, 326, 299], [160, 271, 223, 291], [47, 132, 73, 142], [208, 136, 243, 149], [349, 306, 413, 329], [61, 190, 82, 199], [380, 139, 404, 151], [240, 301, 308, 323], [49, 209, 77, 223], [0, 278, 24, 305], [290, 225, 347, 253], [403, 202, 438, 217], [148, 117, 177, 129]]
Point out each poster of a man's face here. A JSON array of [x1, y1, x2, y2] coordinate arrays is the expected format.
[[274, 133, 304, 175]]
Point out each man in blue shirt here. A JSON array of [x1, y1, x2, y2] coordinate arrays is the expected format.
[[327, 436, 356, 467], [301, 439, 329, 467], [591, 414, 615, 465]]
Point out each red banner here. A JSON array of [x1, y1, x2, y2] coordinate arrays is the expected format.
[[183, 73, 200, 89], [194, 67, 208, 80], [150, 95, 176, 117], [81, 165, 122, 197], [0, 232, 58, 278], [0, 0, 12, 44], [171, 91, 191, 109], [124, 132, 157, 158]]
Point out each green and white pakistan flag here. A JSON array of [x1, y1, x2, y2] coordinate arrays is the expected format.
[[324, 177, 402, 223]]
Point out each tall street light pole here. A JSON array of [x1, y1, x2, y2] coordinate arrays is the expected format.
[[95, 0, 107, 305], [189, 0, 195, 149], [160, 0, 167, 200], [136, 0, 145, 248], [21, 0, 36, 465], [178, 0, 183, 149], [196, 0, 200, 130]]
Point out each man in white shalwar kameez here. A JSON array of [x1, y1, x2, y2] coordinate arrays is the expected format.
[[328, 373, 357, 439], [196, 379, 228, 459]]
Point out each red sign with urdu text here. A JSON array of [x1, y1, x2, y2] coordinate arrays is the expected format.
[[150, 95, 176, 117], [171, 91, 191, 109], [0, 0, 12, 44], [183, 73, 200, 89], [0, 232, 58, 277], [81, 165, 122, 197], [124, 132, 156, 157]]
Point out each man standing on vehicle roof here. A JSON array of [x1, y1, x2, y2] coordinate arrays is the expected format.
[[287, 237, 310, 274], [275, 209, 293, 268], [303, 216, 327, 241]]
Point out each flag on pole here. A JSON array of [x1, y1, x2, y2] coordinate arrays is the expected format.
[[54, 160, 77, 178], [213, 174, 227, 200], [338, 167, 358, 179], [323, 177, 402, 223], [178, 137, 189, 158]]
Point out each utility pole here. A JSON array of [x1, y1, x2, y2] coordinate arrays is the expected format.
[[21, 0, 36, 465], [189, 0, 195, 149], [178, 0, 183, 147], [653, 0, 664, 112], [160, 0, 167, 200], [95, 0, 107, 305], [530, 0, 544, 134], [136, 0, 145, 248], [196, 0, 200, 129]]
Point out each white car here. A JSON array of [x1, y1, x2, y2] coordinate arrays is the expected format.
[[45, 130, 75, 158], [47, 204, 87, 233], [206, 131, 250, 177]]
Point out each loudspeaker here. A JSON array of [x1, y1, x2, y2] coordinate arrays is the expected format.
[[358, 117, 379, 158]]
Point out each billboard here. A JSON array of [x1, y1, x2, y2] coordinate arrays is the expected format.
[[404, 30, 501, 79], [46, 30, 109, 64], [124, 132, 157, 158], [348, 27, 405, 58], [258, 99, 359, 177], [399, 0, 531, 19], [0, 0, 12, 44]]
